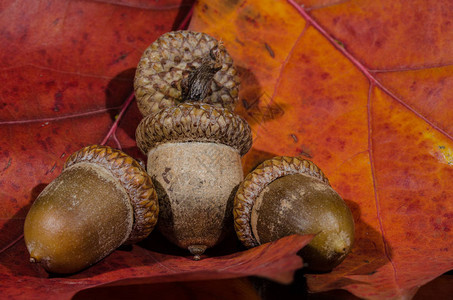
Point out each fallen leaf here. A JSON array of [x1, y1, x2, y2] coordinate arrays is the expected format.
[[0, 0, 194, 251], [189, 0, 453, 299], [0, 1, 314, 298], [72, 278, 261, 300], [0, 234, 310, 299]]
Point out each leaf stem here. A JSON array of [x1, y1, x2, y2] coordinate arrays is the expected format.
[[100, 2, 195, 147], [100, 93, 135, 146], [178, 4, 194, 30], [112, 132, 122, 150]]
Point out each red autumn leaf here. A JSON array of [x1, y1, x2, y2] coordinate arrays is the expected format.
[[0, 232, 310, 299], [0, 0, 313, 298], [189, 0, 453, 299], [0, 0, 195, 249], [2, 0, 452, 299], [73, 278, 262, 300]]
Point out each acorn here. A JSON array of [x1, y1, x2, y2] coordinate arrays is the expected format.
[[23, 145, 159, 274], [136, 102, 252, 259], [134, 30, 239, 116], [234, 156, 354, 271]]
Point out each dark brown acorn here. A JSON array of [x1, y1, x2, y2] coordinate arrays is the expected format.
[[234, 156, 354, 271], [136, 102, 252, 259], [134, 30, 240, 116], [24, 145, 159, 274]]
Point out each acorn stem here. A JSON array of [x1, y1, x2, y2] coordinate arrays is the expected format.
[[181, 47, 222, 101]]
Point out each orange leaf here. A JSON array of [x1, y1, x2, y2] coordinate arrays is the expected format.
[[190, 0, 453, 299]]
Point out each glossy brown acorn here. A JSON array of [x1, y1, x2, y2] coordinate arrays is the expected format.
[[24, 145, 159, 274], [136, 102, 252, 259], [234, 156, 355, 271]]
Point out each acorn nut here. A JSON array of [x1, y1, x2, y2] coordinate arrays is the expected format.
[[24, 145, 159, 274], [234, 156, 355, 271], [136, 102, 252, 259], [134, 30, 240, 116]]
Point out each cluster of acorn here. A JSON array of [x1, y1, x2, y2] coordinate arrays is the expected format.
[[24, 31, 354, 274]]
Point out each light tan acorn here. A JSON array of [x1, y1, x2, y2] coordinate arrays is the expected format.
[[134, 30, 239, 116], [234, 156, 355, 271], [23, 145, 159, 274], [136, 102, 252, 259]]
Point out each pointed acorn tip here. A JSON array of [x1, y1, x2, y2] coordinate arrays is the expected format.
[[333, 237, 350, 255], [188, 245, 207, 261]]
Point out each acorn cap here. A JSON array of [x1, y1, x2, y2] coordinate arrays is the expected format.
[[134, 30, 239, 116], [136, 102, 252, 156], [233, 156, 329, 248], [64, 145, 159, 244]]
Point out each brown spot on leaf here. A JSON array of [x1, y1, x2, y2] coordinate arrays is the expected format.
[[264, 43, 275, 58]]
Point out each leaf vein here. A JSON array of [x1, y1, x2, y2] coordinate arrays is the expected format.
[[367, 84, 400, 292], [0, 106, 120, 126], [304, 0, 351, 12], [270, 21, 309, 103], [0, 64, 126, 81], [287, 0, 453, 141], [86, 0, 192, 11], [370, 61, 453, 73]]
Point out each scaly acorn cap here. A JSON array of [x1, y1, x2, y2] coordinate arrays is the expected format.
[[136, 102, 252, 156], [134, 30, 239, 116], [64, 145, 159, 243], [233, 156, 329, 248]]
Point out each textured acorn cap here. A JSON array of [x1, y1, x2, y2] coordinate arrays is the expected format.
[[233, 156, 330, 248], [136, 102, 252, 156], [134, 30, 239, 116], [64, 145, 159, 243]]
